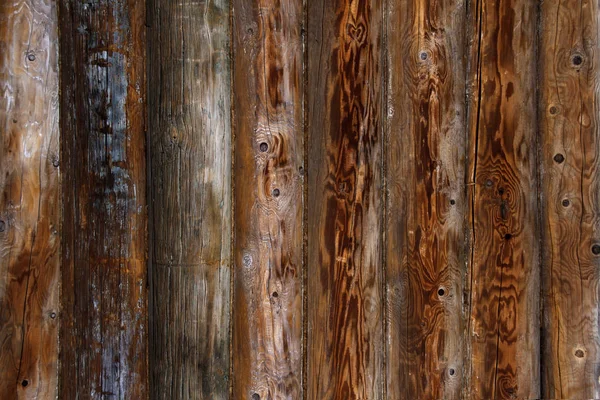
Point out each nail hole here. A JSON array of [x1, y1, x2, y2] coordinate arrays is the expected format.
[[50, 312, 57, 319], [572, 54, 583, 66], [21, 380, 28, 387], [450, 199, 456, 205], [485, 179, 493, 187], [52, 158, 59, 168], [420, 52, 428, 60], [553, 154, 565, 164], [27, 53, 35, 62], [252, 394, 260, 400], [272, 189, 280, 197], [498, 188, 505, 195], [0, 220, 5, 232], [12, 119, 17, 124], [272, 291, 278, 298], [562, 199, 570, 207], [448, 368, 455, 376], [575, 349, 585, 358], [504, 233, 512, 240], [259, 142, 268, 152], [549, 106, 558, 115], [437, 288, 445, 296], [247, 28, 254, 35], [592, 245, 600, 255], [299, 166, 304, 175]]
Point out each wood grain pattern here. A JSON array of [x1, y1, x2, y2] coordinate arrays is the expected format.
[[58, 0, 148, 397], [306, 0, 384, 398], [385, 0, 467, 397], [0, 0, 60, 397], [465, 0, 540, 397], [540, 0, 600, 397], [147, 0, 231, 398], [232, 0, 304, 397]]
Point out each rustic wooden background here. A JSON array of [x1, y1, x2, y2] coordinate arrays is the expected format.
[[1, 0, 599, 398]]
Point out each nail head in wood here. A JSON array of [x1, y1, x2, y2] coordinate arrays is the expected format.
[[553, 153, 564, 164]]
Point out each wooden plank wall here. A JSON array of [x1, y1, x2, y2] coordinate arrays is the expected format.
[[58, 0, 148, 398], [1, 0, 600, 398], [0, 0, 60, 397], [147, 0, 231, 398], [232, 0, 303, 398]]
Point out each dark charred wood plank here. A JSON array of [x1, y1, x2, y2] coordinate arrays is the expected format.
[[306, 0, 384, 398], [147, 0, 231, 398], [0, 0, 60, 397], [465, 0, 540, 397], [385, 0, 467, 397], [540, 0, 600, 397], [232, 0, 304, 397], [58, 0, 148, 397]]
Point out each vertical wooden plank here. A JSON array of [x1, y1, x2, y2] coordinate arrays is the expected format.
[[385, 0, 467, 397], [540, 0, 600, 397], [232, 0, 304, 397], [465, 0, 540, 397], [0, 0, 60, 396], [306, 0, 384, 398], [147, 0, 231, 398], [58, 0, 148, 397]]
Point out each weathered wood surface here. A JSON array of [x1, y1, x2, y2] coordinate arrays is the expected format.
[[0, 0, 60, 397], [232, 0, 304, 398], [306, 0, 384, 398], [540, 0, 600, 397], [465, 0, 540, 397], [147, 0, 231, 398], [385, 0, 467, 397], [58, 0, 148, 397]]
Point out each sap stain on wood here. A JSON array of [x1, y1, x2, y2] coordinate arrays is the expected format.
[[232, 0, 304, 398], [147, 0, 231, 398], [540, 0, 600, 397], [465, 0, 540, 397], [307, 0, 384, 398], [385, 0, 467, 397], [58, 0, 148, 397], [0, 0, 60, 397]]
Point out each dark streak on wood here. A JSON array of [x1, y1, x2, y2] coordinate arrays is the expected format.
[[147, 0, 231, 398], [307, 0, 384, 398], [540, 0, 600, 397], [58, 0, 148, 397], [0, 0, 60, 397], [465, 0, 540, 397], [232, 0, 304, 397], [385, 0, 467, 397]]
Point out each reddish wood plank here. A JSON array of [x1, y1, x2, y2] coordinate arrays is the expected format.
[[385, 0, 468, 397], [0, 0, 60, 397], [465, 0, 540, 397], [306, 0, 384, 398], [232, 0, 304, 397], [58, 0, 148, 397], [147, 0, 231, 398], [540, 0, 600, 397]]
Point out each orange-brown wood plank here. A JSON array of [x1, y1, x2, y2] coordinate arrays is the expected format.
[[540, 0, 600, 397], [465, 0, 540, 397], [0, 0, 60, 397], [384, 0, 467, 397], [306, 0, 384, 398], [58, 0, 148, 397], [232, 0, 304, 397], [147, 0, 231, 398]]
